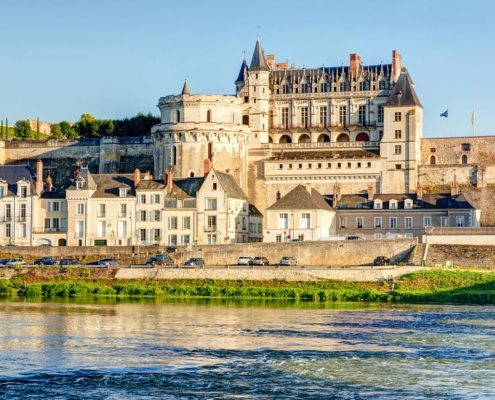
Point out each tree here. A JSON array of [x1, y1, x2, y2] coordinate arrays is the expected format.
[[60, 121, 78, 139], [98, 119, 115, 137], [50, 123, 63, 139], [14, 120, 33, 139], [75, 113, 98, 137]]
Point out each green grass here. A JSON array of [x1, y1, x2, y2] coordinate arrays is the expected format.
[[3, 269, 495, 304]]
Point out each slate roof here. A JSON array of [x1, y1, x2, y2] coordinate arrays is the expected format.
[[236, 59, 248, 83], [181, 80, 190, 95], [0, 165, 36, 195], [214, 170, 248, 200], [249, 203, 263, 216], [249, 39, 270, 71], [385, 67, 422, 107], [326, 192, 476, 210], [269, 150, 380, 161], [267, 185, 333, 211], [174, 177, 205, 198], [136, 180, 166, 191], [91, 174, 135, 198]]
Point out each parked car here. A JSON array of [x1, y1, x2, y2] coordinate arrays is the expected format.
[[0, 259, 9, 266], [237, 256, 253, 266], [373, 256, 390, 266], [252, 256, 269, 266], [60, 258, 79, 266], [346, 235, 363, 241], [165, 247, 177, 254], [34, 257, 59, 266], [279, 256, 297, 266], [183, 258, 205, 267], [5, 258, 26, 267], [145, 255, 174, 266], [97, 258, 118, 267]]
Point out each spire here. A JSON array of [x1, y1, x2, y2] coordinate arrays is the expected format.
[[249, 38, 270, 71], [235, 58, 248, 83], [181, 80, 190, 95], [385, 67, 422, 107]]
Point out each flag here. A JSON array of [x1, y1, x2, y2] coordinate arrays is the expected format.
[[471, 111, 476, 127], [440, 109, 448, 118]]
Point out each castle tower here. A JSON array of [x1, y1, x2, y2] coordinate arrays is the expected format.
[[245, 39, 270, 146], [380, 67, 423, 193], [151, 81, 250, 190]]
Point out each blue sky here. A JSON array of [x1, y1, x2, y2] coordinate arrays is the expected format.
[[1, 0, 494, 137]]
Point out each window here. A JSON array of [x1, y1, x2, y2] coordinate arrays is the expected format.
[[394, 112, 402, 122], [76, 181, 83, 190], [461, 154, 468, 164], [405, 217, 413, 229], [327, 163, 331, 168], [76, 203, 84, 215], [169, 216, 178, 230], [378, 105, 384, 123], [119, 188, 127, 198], [374, 217, 382, 228], [308, 163, 312, 169], [176, 110, 180, 122], [207, 215, 217, 229], [119, 203, 127, 217], [139, 229, 146, 241], [358, 105, 366, 125], [98, 204, 106, 218], [140, 194, 146, 204], [395, 164, 402, 170], [374, 200, 382, 209], [118, 221, 127, 238], [300, 213, 311, 229], [183, 216, 191, 229], [213, 182, 217, 190], [6, 223, 11, 238], [359, 81, 366, 91], [357, 162, 361, 168], [461, 143, 471, 152], [367, 162, 372, 168], [207, 110, 212, 122], [20, 223, 26, 238], [281, 107, 289, 128], [298, 164, 302, 169], [404, 199, 413, 209], [337, 163, 341, 169], [20, 186, 27, 198], [206, 198, 217, 210], [300, 107, 309, 128], [339, 217, 347, 229], [0, 186, 4, 198], [390, 200, 398, 210], [20, 204, 26, 219], [258, 223, 262, 233], [430, 155, 436, 165], [183, 234, 191, 244], [152, 194, 160, 204], [288, 164, 292, 169], [319, 106, 327, 127], [153, 210, 161, 222], [278, 213, 289, 229], [430, 148, 436, 153], [395, 130, 402, 139], [154, 229, 161, 242], [394, 145, 402, 155], [456, 216, 465, 227], [97, 221, 106, 238], [207, 234, 217, 244], [389, 217, 398, 229], [440, 216, 449, 227], [298, 234, 304, 241], [339, 105, 347, 125], [140, 210, 146, 222], [276, 235, 282, 243], [356, 217, 364, 229], [423, 216, 432, 227]]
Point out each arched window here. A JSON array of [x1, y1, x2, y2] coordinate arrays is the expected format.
[[336, 133, 350, 142], [176, 110, 180, 123], [279, 134, 292, 144], [430, 155, 436, 165], [189, 171, 195, 178], [171, 145, 177, 166], [461, 154, 468, 164], [298, 134, 311, 143], [242, 115, 249, 125], [355, 132, 369, 142], [276, 191, 281, 201], [317, 134, 330, 143], [208, 142, 213, 160], [207, 110, 212, 122]]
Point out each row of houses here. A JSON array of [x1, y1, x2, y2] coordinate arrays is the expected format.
[[0, 160, 479, 246]]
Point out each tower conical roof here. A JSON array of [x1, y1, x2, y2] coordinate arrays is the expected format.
[[236, 58, 248, 83], [181, 80, 190, 95], [249, 39, 270, 71], [386, 67, 422, 107]]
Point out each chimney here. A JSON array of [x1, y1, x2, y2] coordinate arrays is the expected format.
[[333, 182, 341, 207], [204, 158, 213, 177], [416, 182, 423, 200], [367, 183, 375, 201], [166, 168, 174, 194], [133, 168, 140, 188], [392, 50, 402, 82], [144, 171, 153, 181], [36, 160, 43, 195], [46, 175, 53, 192], [451, 175, 459, 196], [349, 53, 361, 76], [266, 54, 275, 69]]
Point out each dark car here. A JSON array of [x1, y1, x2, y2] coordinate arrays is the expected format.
[[252, 256, 269, 266], [34, 257, 59, 266], [165, 247, 177, 254], [184, 258, 205, 267], [97, 258, 119, 267], [146, 255, 174, 266], [60, 258, 79, 266], [373, 256, 390, 266]]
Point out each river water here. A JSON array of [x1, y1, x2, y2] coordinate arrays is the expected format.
[[0, 299, 494, 399]]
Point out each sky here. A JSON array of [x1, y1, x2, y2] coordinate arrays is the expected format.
[[0, 0, 494, 137]]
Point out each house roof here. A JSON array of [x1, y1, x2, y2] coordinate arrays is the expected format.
[[91, 174, 135, 198], [269, 149, 380, 161], [136, 179, 166, 191], [249, 203, 263, 216], [236, 59, 248, 83], [327, 192, 476, 210], [249, 39, 270, 71], [0, 165, 36, 195], [174, 177, 205, 198], [267, 185, 333, 211], [385, 67, 422, 107], [213, 170, 248, 200]]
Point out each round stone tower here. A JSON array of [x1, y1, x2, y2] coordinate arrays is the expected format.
[[151, 81, 250, 190]]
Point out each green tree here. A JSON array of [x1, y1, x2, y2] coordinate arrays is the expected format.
[[14, 120, 34, 139], [98, 119, 115, 136], [60, 121, 78, 139], [75, 113, 98, 137], [50, 123, 64, 139]]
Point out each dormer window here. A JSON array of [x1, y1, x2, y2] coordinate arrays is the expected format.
[[374, 199, 382, 209], [20, 186, 27, 198], [76, 181, 83, 190], [119, 188, 128, 198], [0, 186, 4, 198], [389, 199, 398, 210], [404, 199, 413, 209]]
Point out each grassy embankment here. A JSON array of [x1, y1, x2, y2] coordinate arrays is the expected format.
[[2, 268, 495, 304]]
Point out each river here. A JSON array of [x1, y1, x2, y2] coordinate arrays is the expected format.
[[0, 299, 494, 399]]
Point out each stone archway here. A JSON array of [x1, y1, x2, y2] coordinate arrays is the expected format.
[[279, 134, 292, 144], [298, 134, 311, 143], [336, 133, 350, 142], [355, 132, 369, 142], [58, 238, 67, 246], [317, 134, 330, 143]]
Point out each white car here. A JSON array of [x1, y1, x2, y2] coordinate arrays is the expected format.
[[5, 258, 26, 266], [236, 256, 253, 266]]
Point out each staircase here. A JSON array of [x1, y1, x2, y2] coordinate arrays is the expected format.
[[410, 244, 427, 266]]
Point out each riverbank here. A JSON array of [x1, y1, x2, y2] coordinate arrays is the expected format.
[[2, 269, 495, 304]]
